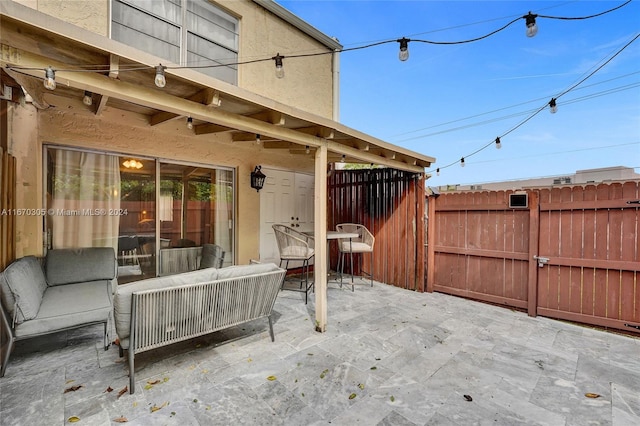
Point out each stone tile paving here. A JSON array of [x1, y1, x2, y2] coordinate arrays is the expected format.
[[1, 279, 639, 425]]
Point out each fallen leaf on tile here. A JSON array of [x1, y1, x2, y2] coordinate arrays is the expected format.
[[147, 380, 161, 385], [348, 393, 357, 400], [585, 393, 601, 399], [150, 402, 169, 412], [104, 386, 114, 393], [390, 396, 395, 402], [117, 386, 128, 399], [113, 416, 128, 423], [319, 369, 329, 379], [65, 379, 75, 384], [267, 375, 277, 381], [247, 358, 252, 362], [463, 394, 473, 401], [370, 366, 377, 370], [68, 416, 81, 423], [358, 383, 365, 390], [64, 385, 83, 393]]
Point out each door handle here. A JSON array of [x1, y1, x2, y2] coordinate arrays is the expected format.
[[533, 255, 549, 268]]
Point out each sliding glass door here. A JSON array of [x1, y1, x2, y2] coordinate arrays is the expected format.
[[157, 162, 234, 275], [45, 147, 234, 282]]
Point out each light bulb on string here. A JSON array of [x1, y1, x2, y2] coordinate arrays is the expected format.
[[82, 91, 93, 106], [549, 98, 558, 114], [460, 157, 465, 167], [256, 134, 261, 145], [397, 38, 410, 62], [495, 137, 502, 149], [436, 168, 440, 176], [524, 12, 538, 37], [155, 64, 166, 88], [341, 154, 346, 163], [305, 145, 310, 154], [187, 117, 193, 130], [272, 53, 285, 79], [43, 66, 56, 90]]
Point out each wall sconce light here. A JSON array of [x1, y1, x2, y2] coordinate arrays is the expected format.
[[250, 165, 266, 192]]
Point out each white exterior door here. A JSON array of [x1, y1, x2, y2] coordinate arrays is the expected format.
[[259, 168, 314, 265]]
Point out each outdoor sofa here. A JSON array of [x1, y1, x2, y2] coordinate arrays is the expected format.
[[113, 262, 285, 393], [0, 247, 117, 377]]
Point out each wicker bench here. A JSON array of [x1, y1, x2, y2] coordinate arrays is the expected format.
[[113, 263, 285, 393]]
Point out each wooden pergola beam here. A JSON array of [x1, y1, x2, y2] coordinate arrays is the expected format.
[[150, 88, 222, 126]]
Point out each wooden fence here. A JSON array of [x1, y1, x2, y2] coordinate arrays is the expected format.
[[328, 169, 426, 291], [427, 182, 640, 335]]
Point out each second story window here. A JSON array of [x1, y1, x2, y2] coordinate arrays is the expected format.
[[112, 0, 238, 84]]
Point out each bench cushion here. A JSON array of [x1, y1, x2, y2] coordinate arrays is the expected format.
[[13, 281, 112, 337], [0, 256, 47, 324], [46, 247, 116, 286], [215, 263, 281, 280]]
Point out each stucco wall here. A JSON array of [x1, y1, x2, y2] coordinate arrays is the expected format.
[[14, 0, 109, 36], [14, 0, 335, 118], [10, 96, 315, 262]]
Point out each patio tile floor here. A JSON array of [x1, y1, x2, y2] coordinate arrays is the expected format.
[[1, 278, 639, 425]]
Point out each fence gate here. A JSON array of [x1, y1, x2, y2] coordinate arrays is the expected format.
[[427, 182, 639, 335]]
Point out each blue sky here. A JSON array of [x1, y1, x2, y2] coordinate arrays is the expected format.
[[276, 0, 640, 186]]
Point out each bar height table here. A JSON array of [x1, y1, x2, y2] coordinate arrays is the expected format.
[[327, 231, 358, 290]]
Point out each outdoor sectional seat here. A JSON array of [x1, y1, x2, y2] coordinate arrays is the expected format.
[[0, 247, 117, 377], [113, 262, 286, 393]]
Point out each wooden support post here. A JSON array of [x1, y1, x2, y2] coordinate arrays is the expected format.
[[314, 145, 328, 332]]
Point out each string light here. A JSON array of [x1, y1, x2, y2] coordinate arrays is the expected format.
[[187, 116, 193, 129], [20, 2, 629, 90], [256, 134, 261, 144], [397, 38, 410, 61], [272, 53, 285, 79], [524, 12, 538, 37], [436, 168, 440, 176], [154, 64, 166, 88], [495, 137, 502, 149], [428, 32, 638, 178], [341, 154, 346, 163], [43, 66, 56, 90], [305, 145, 310, 154], [82, 90, 92, 106]]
